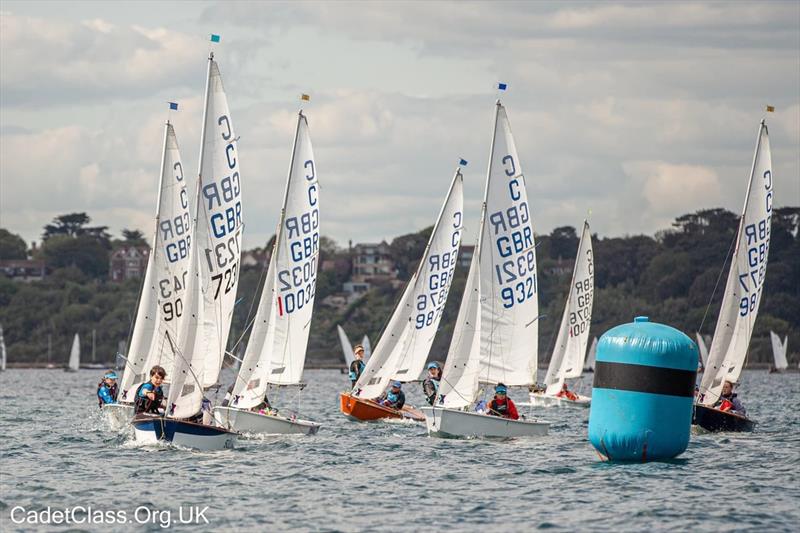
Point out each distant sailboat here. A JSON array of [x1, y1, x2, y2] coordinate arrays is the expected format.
[[584, 337, 598, 373], [66, 333, 80, 372], [695, 332, 710, 371], [340, 164, 464, 422], [695, 119, 773, 433], [133, 50, 241, 450], [0, 325, 7, 372], [362, 335, 372, 360], [213, 109, 321, 436], [337, 325, 355, 367], [529, 221, 594, 408], [421, 101, 550, 438], [769, 331, 789, 372]]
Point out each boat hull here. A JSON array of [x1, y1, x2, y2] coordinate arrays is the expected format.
[[692, 404, 756, 432], [212, 406, 320, 436], [420, 406, 550, 438], [101, 402, 134, 429], [339, 392, 424, 422], [132, 414, 237, 450], [524, 392, 591, 408]]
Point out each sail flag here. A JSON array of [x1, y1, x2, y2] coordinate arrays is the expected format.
[[231, 113, 319, 408], [700, 121, 773, 405], [459, 158, 468, 166], [354, 170, 464, 399], [497, 83, 508, 91], [195, 57, 243, 388], [210, 34, 221, 43], [543, 221, 594, 395], [123, 123, 192, 398], [169, 102, 179, 110], [478, 102, 539, 386]]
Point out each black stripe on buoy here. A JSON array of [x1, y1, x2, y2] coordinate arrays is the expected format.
[[594, 361, 696, 397]]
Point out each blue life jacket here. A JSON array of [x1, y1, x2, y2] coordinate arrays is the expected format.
[[349, 360, 365, 383], [97, 383, 116, 407], [387, 391, 399, 404], [135, 382, 164, 414]]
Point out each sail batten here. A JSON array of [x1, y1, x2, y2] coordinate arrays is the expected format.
[[700, 121, 773, 405], [354, 169, 464, 399]]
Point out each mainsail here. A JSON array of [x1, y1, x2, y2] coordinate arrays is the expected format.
[[700, 120, 773, 405], [195, 54, 243, 388], [770, 331, 788, 371], [478, 102, 539, 386], [231, 112, 319, 409], [354, 168, 464, 399], [121, 122, 192, 400], [68, 333, 80, 371], [543, 221, 594, 395]]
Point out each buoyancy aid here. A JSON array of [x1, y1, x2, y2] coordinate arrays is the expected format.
[[718, 399, 734, 412], [134, 382, 164, 414], [349, 360, 365, 384], [490, 398, 509, 416]]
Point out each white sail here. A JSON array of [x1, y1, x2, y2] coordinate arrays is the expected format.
[[478, 102, 539, 386], [195, 55, 243, 388], [770, 331, 788, 371], [584, 337, 597, 372], [543, 221, 594, 395], [231, 112, 319, 408], [68, 333, 80, 371], [695, 332, 709, 368], [700, 121, 773, 405], [0, 325, 7, 371], [165, 214, 205, 419], [121, 123, 192, 400], [362, 335, 372, 360], [338, 326, 354, 366], [354, 169, 464, 399]]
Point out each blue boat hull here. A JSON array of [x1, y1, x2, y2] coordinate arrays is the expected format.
[[132, 414, 237, 450]]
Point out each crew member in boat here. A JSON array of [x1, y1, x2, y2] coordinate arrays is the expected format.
[[253, 393, 275, 415], [714, 380, 746, 415], [486, 383, 519, 420], [377, 380, 405, 410], [422, 361, 442, 405], [555, 382, 578, 401], [96, 370, 118, 407], [134, 365, 166, 414], [349, 345, 366, 388]]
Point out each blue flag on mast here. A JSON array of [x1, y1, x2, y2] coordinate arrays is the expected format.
[[459, 158, 468, 166], [169, 102, 179, 110], [497, 82, 507, 91], [210, 34, 221, 43]]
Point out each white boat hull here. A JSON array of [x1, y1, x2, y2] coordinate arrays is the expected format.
[[420, 407, 549, 438], [101, 402, 134, 429], [132, 415, 237, 450], [523, 392, 591, 408], [213, 406, 320, 436]]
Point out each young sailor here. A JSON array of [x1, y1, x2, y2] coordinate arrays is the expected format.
[[349, 344, 366, 388], [377, 381, 405, 410], [134, 365, 166, 415], [486, 383, 519, 420], [555, 382, 578, 401], [714, 380, 746, 415], [97, 370, 118, 407], [422, 361, 442, 405]]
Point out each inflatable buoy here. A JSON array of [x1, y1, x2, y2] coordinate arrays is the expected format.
[[588, 316, 697, 462]]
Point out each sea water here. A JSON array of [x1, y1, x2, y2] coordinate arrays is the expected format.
[[0, 369, 797, 531]]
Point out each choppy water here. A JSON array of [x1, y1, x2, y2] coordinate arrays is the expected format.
[[0, 368, 798, 531]]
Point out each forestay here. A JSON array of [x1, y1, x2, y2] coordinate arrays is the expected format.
[[478, 102, 539, 386], [543, 221, 594, 395], [123, 123, 192, 399], [231, 112, 319, 408], [700, 121, 773, 405], [354, 170, 464, 399], [770, 331, 788, 371], [195, 55, 243, 388]]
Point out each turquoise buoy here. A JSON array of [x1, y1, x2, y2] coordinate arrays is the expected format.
[[588, 316, 697, 462]]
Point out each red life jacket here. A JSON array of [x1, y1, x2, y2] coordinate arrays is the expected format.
[[718, 399, 733, 412]]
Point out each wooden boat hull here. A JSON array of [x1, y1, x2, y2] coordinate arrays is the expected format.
[[132, 414, 237, 450], [101, 402, 134, 429], [212, 406, 320, 436], [339, 392, 424, 422], [523, 392, 591, 408], [692, 404, 756, 432], [420, 406, 550, 438]]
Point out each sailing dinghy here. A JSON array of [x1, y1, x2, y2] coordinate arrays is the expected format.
[[694, 119, 773, 433], [421, 101, 550, 438], [695, 332, 710, 372], [583, 337, 597, 373], [105, 119, 193, 428], [65, 333, 80, 372], [340, 165, 464, 422], [0, 325, 6, 372], [213, 109, 321, 436], [528, 221, 593, 408], [133, 51, 241, 450], [769, 331, 789, 373]]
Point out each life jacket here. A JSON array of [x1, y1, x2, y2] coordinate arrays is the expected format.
[[423, 377, 440, 405], [349, 360, 365, 383], [718, 399, 734, 412], [386, 391, 399, 404], [96, 382, 107, 408], [109, 382, 118, 401], [490, 398, 509, 417], [134, 382, 164, 414]]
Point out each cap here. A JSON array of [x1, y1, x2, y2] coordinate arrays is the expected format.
[[426, 361, 440, 370], [495, 383, 508, 394], [391, 380, 402, 388], [104, 371, 118, 379]]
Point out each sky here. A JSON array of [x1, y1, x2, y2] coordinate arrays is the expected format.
[[1, 0, 798, 250]]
